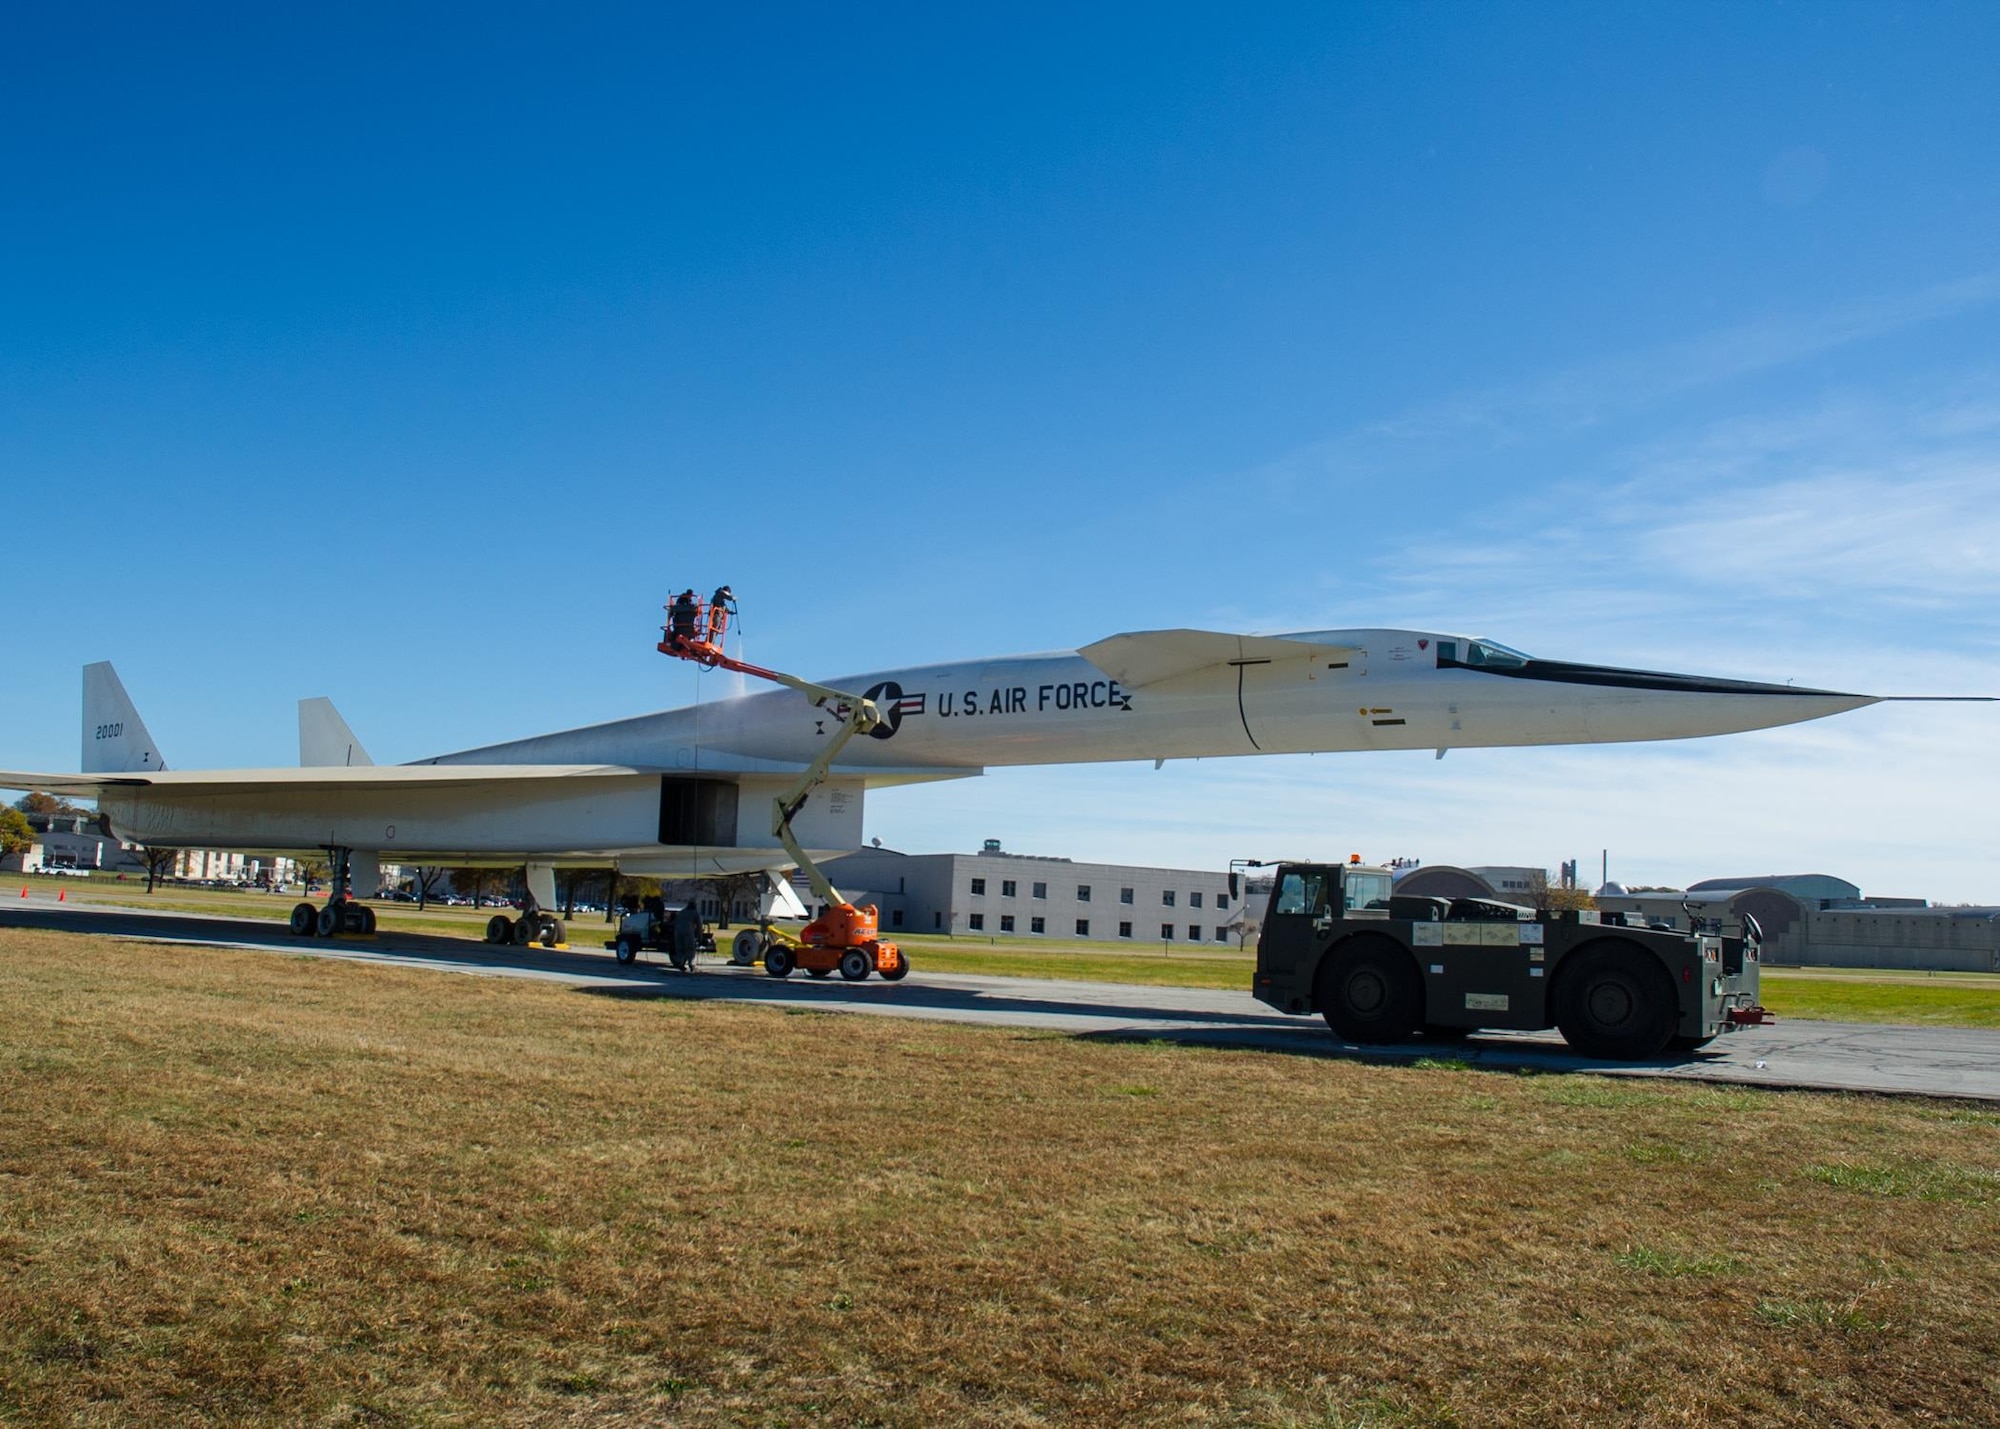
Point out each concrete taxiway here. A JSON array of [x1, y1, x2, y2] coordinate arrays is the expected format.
[[6, 897, 1998, 1101]]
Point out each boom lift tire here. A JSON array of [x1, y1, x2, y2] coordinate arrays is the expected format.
[[764, 944, 795, 978], [838, 948, 871, 981], [1317, 935, 1423, 1044], [1553, 942, 1679, 1060], [807, 966, 832, 978], [289, 902, 317, 936], [880, 952, 909, 982]]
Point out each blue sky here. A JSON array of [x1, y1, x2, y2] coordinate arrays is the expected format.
[[4, 3, 1997, 897]]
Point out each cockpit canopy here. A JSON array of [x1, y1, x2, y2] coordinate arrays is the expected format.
[[1435, 638, 1532, 670]]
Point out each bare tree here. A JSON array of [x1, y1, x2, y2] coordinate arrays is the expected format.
[[139, 845, 177, 893], [708, 872, 763, 928], [1233, 919, 1261, 952]]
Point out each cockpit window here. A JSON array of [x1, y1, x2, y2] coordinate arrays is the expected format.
[[1460, 640, 1530, 669]]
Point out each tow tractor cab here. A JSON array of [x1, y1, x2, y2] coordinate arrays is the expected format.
[[1252, 859, 1768, 1060]]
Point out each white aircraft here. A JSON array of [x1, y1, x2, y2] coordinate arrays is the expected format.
[[2, 622, 1974, 942]]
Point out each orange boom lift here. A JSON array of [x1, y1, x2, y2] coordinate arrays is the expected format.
[[656, 591, 908, 983]]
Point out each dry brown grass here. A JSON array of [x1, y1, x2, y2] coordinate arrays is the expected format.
[[2, 928, 1998, 1427]]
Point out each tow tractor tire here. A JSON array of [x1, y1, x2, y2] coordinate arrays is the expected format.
[[807, 966, 832, 979], [1554, 943, 1679, 1061], [289, 902, 318, 937], [732, 929, 763, 965], [764, 944, 795, 979], [317, 903, 342, 938], [1316, 935, 1423, 1044], [839, 948, 872, 981], [357, 905, 377, 936], [485, 915, 511, 945], [615, 934, 640, 965], [880, 952, 910, 982]]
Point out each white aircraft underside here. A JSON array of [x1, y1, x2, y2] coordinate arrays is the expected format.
[[0, 626, 1947, 882]]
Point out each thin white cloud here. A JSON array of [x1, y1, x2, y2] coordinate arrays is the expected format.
[[1241, 271, 2000, 493]]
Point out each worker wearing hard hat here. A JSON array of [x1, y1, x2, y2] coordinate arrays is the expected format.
[[669, 589, 701, 644], [707, 586, 737, 645]]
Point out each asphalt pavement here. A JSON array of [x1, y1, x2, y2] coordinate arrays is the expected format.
[[6, 895, 1999, 1101]]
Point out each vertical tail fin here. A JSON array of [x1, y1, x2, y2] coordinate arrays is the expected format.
[[298, 698, 374, 767], [81, 663, 167, 774]]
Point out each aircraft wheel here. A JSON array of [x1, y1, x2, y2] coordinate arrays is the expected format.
[[732, 928, 763, 965], [764, 944, 794, 978], [317, 902, 342, 938], [485, 915, 511, 945], [838, 948, 871, 981], [1554, 943, 1678, 1060], [541, 916, 565, 948], [356, 905, 378, 935], [510, 917, 535, 946], [615, 933, 640, 964], [1316, 935, 1422, 1044], [880, 952, 909, 982], [289, 902, 318, 937]]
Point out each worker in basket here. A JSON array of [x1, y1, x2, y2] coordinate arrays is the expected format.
[[667, 589, 701, 646], [706, 585, 737, 646]]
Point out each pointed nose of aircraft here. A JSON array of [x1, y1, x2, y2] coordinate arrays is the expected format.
[[1500, 656, 1882, 741]]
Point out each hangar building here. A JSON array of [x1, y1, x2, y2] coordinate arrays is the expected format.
[[822, 840, 1241, 944]]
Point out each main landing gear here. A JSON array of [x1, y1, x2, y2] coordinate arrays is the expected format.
[[484, 908, 567, 950], [482, 862, 568, 950], [286, 847, 378, 939]]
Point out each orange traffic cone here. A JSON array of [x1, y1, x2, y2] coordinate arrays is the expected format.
[[58, 888, 66, 901], [17, 887, 25, 898]]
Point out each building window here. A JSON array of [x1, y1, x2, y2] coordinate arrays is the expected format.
[[1120, 887, 1134, 904], [1002, 880, 1017, 897], [971, 878, 986, 896], [1077, 884, 1091, 902], [1075, 919, 1090, 936], [1030, 916, 1045, 934], [1217, 894, 1230, 910], [1163, 890, 1176, 907], [1001, 914, 1015, 932], [891, 909, 903, 928], [934, 912, 942, 930], [1161, 923, 1175, 939], [970, 913, 984, 931], [1215, 927, 1230, 942], [1118, 921, 1132, 938], [1188, 925, 1201, 941], [1032, 881, 1047, 898], [1190, 891, 1203, 909]]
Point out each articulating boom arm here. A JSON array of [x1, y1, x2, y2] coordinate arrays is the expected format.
[[656, 613, 878, 909]]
